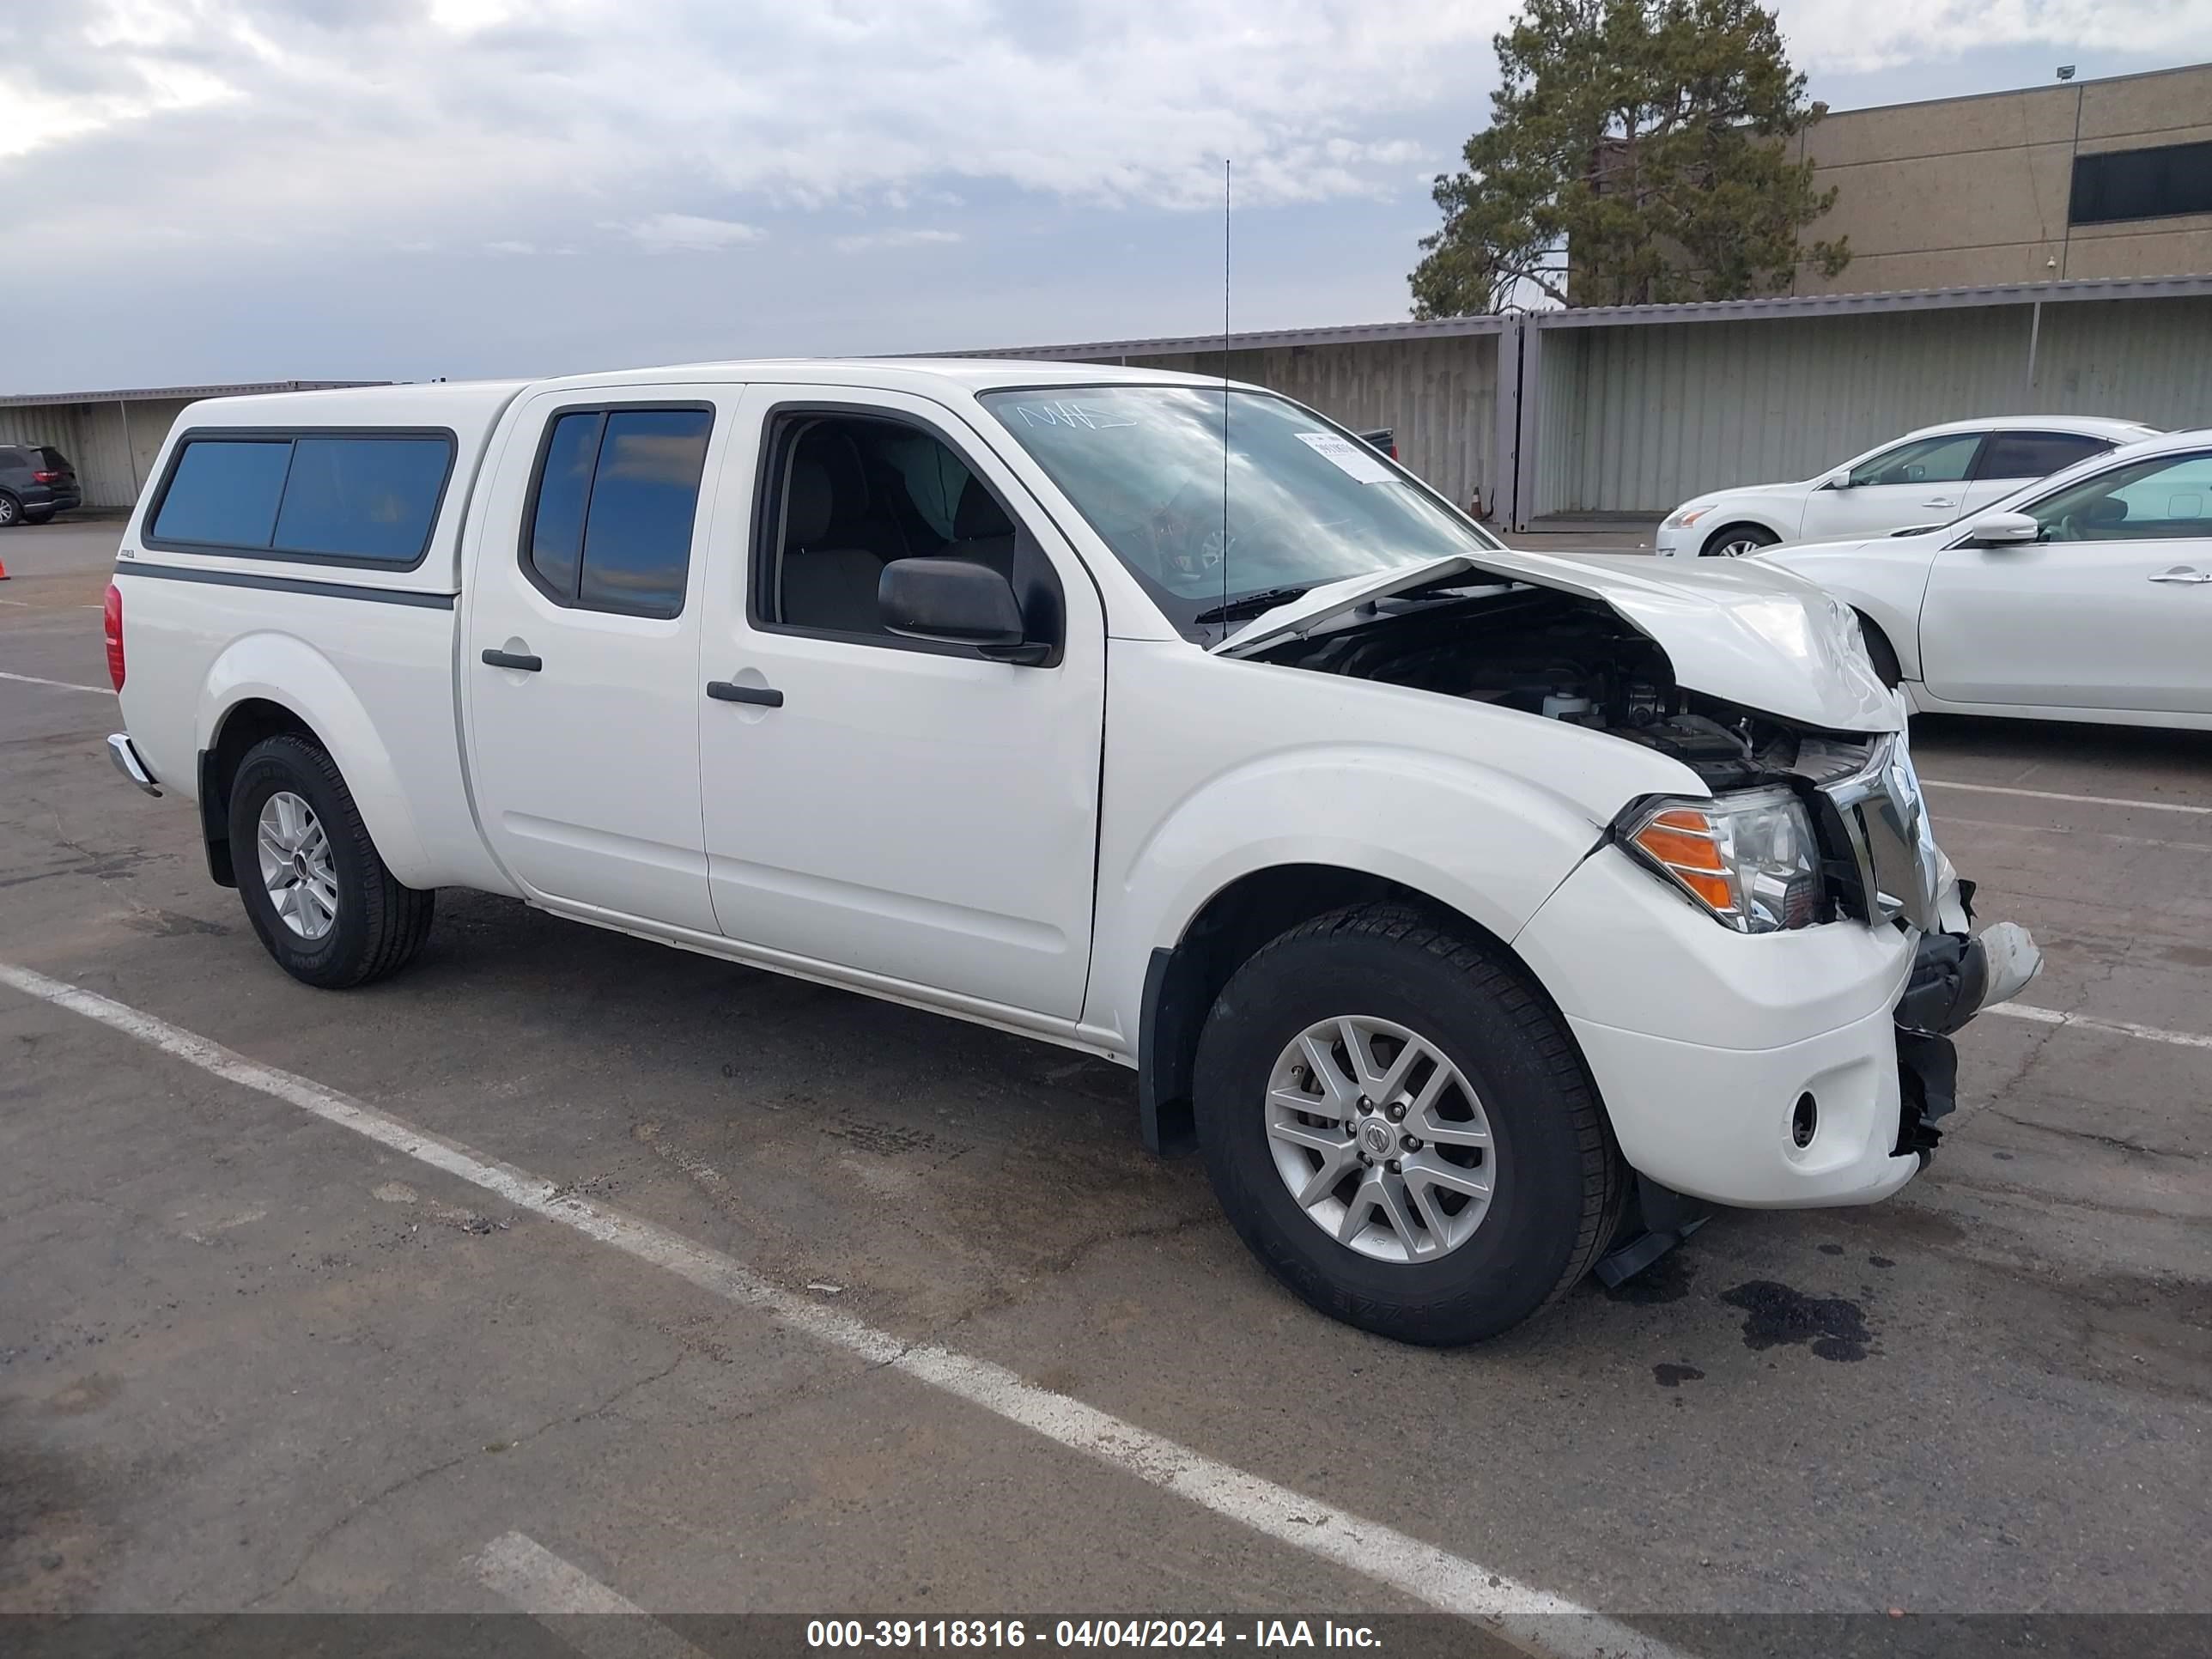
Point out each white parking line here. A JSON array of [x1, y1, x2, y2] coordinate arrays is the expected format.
[[0, 669, 112, 695], [477, 1532, 712, 1659], [1942, 816, 2209, 852], [0, 958, 1682, 1659], [1989, 1002, 2212, 1051], [1923, 778, 2212, 817]]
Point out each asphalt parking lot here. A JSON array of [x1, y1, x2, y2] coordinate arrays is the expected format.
[[3, 519, 2206, 1646]]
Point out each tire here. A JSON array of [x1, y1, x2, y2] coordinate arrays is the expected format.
[[226, 733, 434, 988], [1700, 522, 1777, 557], [0, 493, 19, 528], [1193, 905, 1626, 1346]]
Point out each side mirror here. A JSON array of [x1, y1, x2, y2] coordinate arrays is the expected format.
[[1820, 469, 1852, 491], [1964, 511, 2039, 548], [879, 558, 1048, 664]]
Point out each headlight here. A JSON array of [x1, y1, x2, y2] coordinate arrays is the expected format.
[[1620, 787, 1826, 933], [1662, 502, 1716, 529]]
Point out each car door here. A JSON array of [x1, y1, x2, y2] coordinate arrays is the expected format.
[[1798, 431, 1986, 542], [463, 384, 739, 933], [1919, 447, 2212, 715], [696, 388, 1106, 1020]]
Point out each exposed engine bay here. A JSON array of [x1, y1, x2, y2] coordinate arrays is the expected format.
[[1249, 584, 1869, 789]]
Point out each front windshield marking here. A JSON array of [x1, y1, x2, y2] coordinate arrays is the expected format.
[[981, 386, 1505, 641]]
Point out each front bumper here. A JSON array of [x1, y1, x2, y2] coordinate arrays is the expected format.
[[1515, 845, 2039, 1210], [1651, 525, 1693, 557]]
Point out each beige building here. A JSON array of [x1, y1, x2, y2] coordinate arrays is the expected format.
[[1793, 62, 2212, 294]]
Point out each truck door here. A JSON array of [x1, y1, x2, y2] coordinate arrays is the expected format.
[[463, 384, 744, 933], [696, 390, 1105, 1019]]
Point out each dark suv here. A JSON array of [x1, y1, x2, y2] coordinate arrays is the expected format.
[[0, 444, 81, 526]]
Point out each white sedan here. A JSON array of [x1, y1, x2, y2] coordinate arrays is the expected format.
[[1655, 416, 2160, 558], [1758, 429, 2212, 730]]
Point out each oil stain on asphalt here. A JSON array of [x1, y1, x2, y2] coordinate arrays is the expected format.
[[1721, 1281, 1873, 1362]]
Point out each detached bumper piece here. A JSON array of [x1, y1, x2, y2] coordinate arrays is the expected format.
[[106, 732, 161, 797], [1893, 921, 2042, 1161]]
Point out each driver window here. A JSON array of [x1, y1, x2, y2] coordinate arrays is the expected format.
[[2026, 451, 2212, 544], [1848, 433, 1982, 489], [751, 410, 1060, 647]]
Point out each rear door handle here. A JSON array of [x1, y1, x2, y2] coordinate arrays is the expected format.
[[2148, 568, 2212, 584], [481, 648, 543, 672], [707, 680, 784, 707]]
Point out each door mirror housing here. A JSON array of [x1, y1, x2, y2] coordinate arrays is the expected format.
[[1964, 511, 2040, 548], [879, 558, 1048, 663], [1819, 469, 1853, 491]]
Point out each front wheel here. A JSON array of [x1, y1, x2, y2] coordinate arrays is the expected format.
[[1701, 522, 1778, 558], [1193, 906, 1625, 1346], [0, 493, 19, 528], [227, 733, 434, 988]]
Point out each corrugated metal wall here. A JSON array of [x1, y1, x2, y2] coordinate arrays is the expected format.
[[0, 398, 191, 509], [1533, 295, 2212, 516], [1060, 336, 1501, 514]]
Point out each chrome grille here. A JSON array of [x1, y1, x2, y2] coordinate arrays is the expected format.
[[1815, 734, 1943, 931]]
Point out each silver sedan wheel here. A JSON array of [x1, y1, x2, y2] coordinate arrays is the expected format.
[[1265, 1015, 1497, 1263], [1708, 533, 1767, 557], [256, 791, 338, 941]]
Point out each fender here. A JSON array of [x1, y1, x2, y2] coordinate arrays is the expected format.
[[198, 633, 436, 886], [1085, 738, 1686, 1052]]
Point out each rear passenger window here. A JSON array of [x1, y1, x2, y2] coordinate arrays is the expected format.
[[1977, 432, 2109, 480], [149, 432, 453, 565], [152, 441, 292, 549], [521, 405, 712, 619]]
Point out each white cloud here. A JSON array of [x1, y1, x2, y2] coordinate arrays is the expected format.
[[835, 228, 962, 252], [619, 212, 768, 252], [1773, 0, 2212, 73]]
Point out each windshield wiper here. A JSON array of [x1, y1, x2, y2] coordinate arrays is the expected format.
[[1192, 586, 1310, 625]]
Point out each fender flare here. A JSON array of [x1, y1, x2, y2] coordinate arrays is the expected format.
[[198, 634, 434, 885]]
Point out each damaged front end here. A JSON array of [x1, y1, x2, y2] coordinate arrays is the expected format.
[[1242, 577, 2043, 1171]]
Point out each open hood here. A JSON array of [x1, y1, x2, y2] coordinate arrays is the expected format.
[[1212, 547, 1901, 732]]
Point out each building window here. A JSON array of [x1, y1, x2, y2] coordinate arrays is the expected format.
[[2069, 140, 2212, 227]]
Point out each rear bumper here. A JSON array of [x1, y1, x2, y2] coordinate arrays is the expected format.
[[21, 486, 81, 512], [106, 732, 161, 797]]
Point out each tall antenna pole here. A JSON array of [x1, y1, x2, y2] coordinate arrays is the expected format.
[[1219, 157, 1231, 641]]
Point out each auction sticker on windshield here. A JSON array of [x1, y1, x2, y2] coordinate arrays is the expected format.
[[1294, 431, 1395, 484]]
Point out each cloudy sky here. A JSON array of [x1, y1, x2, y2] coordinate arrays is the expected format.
[[3, 0, 2208, 391]]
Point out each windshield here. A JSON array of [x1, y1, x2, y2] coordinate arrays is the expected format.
[[980, 386, 1505, 640]]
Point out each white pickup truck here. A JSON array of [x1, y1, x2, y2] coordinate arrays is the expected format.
[[104, 359, 2039, 1345]]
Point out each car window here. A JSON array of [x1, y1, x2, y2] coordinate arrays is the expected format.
[[753, 409, 1057, 650], [1977, 432, 2110, 480], [35, 447, 70, 471], [1847, 433, 1982, 489], [269, 437, 451, 562], [2025, 451, 2212, 543], [521, 405, 711, 619], [151, 440, 294, 548]]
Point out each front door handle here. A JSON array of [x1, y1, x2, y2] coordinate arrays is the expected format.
[[1922, 498, 1956, 509], [2148, 568, 2212, 584], [707, 680, 784, 708], [482, 647, 543, 672]]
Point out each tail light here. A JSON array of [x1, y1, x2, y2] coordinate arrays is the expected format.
[[103, 582, 125, 690], [33, 470, 61, 484]]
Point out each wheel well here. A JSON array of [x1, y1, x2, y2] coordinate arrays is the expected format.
[[1138, 865, 1510, 1155], [1853, 609, 1905, 690], [199, 699, 323, 888], [1699, 520, 1777, 556]]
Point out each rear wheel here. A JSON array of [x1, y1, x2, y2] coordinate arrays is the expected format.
[[227, 734, 434, 988], [1193, 906, 1625, 1346], [1701, 522, 1777, 557]]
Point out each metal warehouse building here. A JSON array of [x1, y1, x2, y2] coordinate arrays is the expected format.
[[965, 272, 2212, 530], [0, 381, 379, 511]]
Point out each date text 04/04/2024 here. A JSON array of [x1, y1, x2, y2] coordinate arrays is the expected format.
[[805, 1620, 1383, 1649]]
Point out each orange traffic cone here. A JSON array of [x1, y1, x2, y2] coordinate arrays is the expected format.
[[0, 556, 10, 580]]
